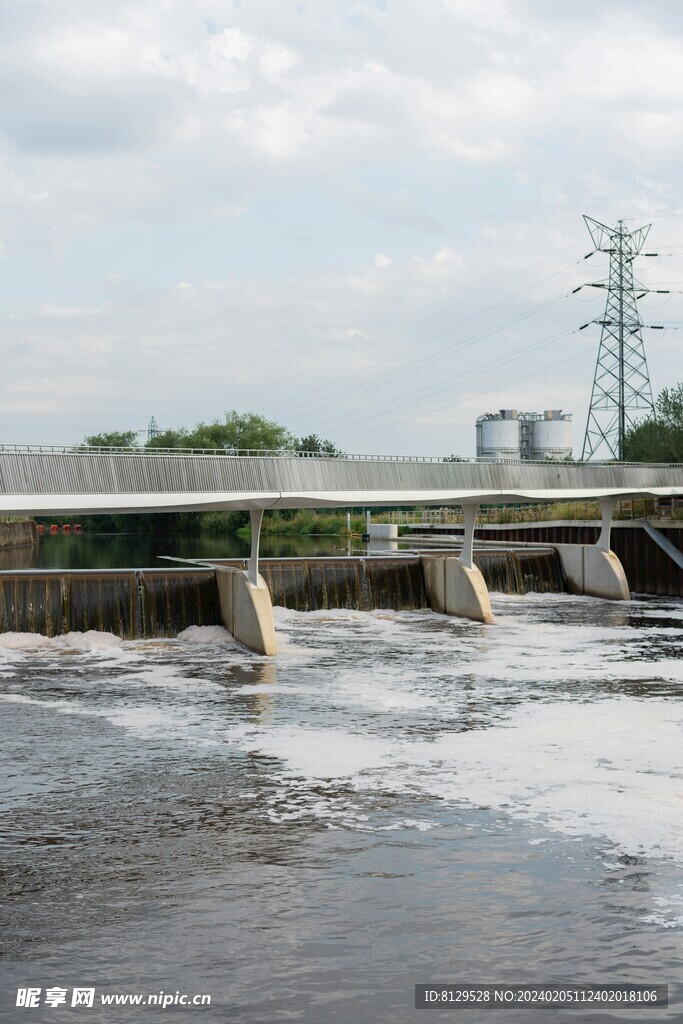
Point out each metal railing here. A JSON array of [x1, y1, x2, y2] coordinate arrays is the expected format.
[[380, 498, 679, 525], [0, 442, 678, 469]]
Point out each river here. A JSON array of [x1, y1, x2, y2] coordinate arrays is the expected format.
[[3, 530, 351, 571], [0, 535, 682, 1022]]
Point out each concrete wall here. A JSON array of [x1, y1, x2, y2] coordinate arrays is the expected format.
[[369, 524, 398, 540], [553, 544, 630, 600], [417, 521, 682, 597], [215, 567, 277, 655], [421, 555, 493, 623], [0, 520, 37, 548]]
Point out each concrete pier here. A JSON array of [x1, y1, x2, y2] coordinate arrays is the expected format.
[[553, 545, 630, 600], [421, 555, 494, 623], [215, 567, 277, 656], [554, 497, 629, 600]]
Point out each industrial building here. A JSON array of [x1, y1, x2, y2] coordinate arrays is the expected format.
[[476, 409, 573, 462]]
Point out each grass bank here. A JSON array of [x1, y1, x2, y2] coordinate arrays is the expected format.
[[241, 510, 366, 537]]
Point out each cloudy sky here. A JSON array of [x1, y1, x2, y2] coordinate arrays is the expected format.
[[1, 0, 682, 457]]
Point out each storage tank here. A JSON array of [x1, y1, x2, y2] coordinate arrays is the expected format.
[[530, 410, 573, 461], [476, 410, 521, 461]]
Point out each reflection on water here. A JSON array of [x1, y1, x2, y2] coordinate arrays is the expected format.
[[0, 595, 682, 1022], [5, 531, 354, 572]]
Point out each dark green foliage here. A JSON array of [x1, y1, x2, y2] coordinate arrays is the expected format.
[[84, 430, 138, 448], [623, 383, 683, 463], [146, 412, 297, 453], [297, 434, 343, 456]]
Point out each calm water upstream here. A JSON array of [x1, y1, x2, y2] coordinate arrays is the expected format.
[[0, 535, 682, 1021], [2, 531, 351, 571]]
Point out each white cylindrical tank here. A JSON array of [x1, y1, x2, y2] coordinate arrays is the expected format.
[[476, 411, 521, 461], [530, 411, 573, 461]]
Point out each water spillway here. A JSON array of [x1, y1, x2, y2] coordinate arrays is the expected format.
[[0, 551, 567, 638], [258, 557, 431, 612], [0, 569, 221, 638], [475, 549, 567, 595], [211, 551, 566, 613]]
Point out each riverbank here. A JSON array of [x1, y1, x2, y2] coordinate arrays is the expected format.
[[239, 510, 367, 537], [0, 519, 37, 548]]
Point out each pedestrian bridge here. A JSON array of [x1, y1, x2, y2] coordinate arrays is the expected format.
[[0, 445, 680, 514], [1, 445, 681, 654]]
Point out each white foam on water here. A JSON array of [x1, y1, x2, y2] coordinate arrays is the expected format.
[[0, 632, 54, 650], [422, 699, 683, 860], [0, 683, 216, 743], [177, 624, 236, 645], [0, 630, 125, 653], [223, 697, 683, 866], [232, 722, 396, 779]]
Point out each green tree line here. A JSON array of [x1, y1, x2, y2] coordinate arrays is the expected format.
[[624, 383, 683, 463]]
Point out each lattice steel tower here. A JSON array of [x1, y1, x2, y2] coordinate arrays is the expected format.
[[581, 216, 654, 461], [147, 416, 160, 442]]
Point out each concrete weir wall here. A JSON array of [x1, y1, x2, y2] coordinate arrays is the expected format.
[[0, 520, 37, 548], [414, 522, 682, 597]]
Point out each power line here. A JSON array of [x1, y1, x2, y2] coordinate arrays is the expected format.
[[333, 342, 595, 446], [273, 286, 571, 426], [309, 325, 578, 437], [159, 238, 584, 423]]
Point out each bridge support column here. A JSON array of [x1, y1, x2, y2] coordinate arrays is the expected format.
[[597, 497, 616, 552], [553, 499, 629, 600], [421, 503, 493, 624], [459, 502, 477, 569], [247, 509, 263, 585], [214, 509, 277, 655]]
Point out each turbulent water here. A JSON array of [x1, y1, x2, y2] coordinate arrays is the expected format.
[[1, 594, 682, 1022]]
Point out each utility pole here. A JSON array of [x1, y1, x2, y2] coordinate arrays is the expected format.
[[581, 216, 655, 461], [147, 416, 160, 442]]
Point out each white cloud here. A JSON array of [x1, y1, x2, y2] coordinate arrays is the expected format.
[[0, 0, 681, 453]]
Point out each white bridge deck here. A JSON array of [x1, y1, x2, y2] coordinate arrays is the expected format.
[[0, 446, 681, 515]]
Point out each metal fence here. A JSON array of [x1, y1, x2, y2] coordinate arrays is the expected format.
[[0, 443, 678, 469], [380, 498, 679, 525]]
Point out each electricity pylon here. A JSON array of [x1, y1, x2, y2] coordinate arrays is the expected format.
[[147, 416, 160, 442], [581, 216, 655, 461]]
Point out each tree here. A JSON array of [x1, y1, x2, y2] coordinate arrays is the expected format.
[[145, 428, 190, 449], [84, 430, 138, 448], [623, 384, 683, 463], [146, 411, 297, 453], [297, 433, 343, 456], [443, 454, 469, 462]]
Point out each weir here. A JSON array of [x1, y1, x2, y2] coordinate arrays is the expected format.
[[0, 446, 679, 649], [0, 569, 220, 638], [213, 557, 432, 612], [0, 551, 567, 639]]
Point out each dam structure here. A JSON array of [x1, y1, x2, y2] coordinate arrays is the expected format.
[[0, 444, 682, 653]]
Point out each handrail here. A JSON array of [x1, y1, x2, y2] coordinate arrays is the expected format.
[[0, 443, 678, 469]]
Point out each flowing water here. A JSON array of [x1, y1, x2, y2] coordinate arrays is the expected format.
[[0, 532, 567, 639], [1, 590, 682, 1022]]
